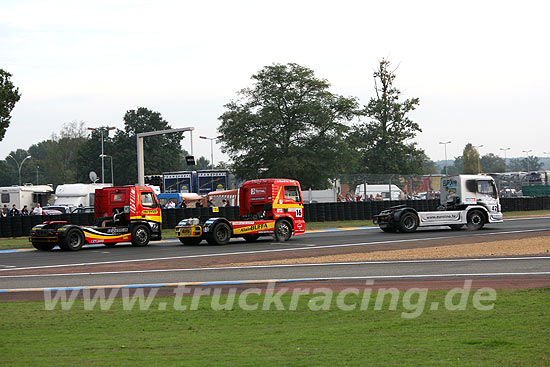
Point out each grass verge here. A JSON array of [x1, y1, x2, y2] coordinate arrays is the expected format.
[[1, 289, 549, 366]]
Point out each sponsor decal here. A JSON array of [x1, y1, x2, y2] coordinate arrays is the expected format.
[[422, 213, 460, 221], [142, 209, 159, 215], [251, 188, 266, 196], [233, 222, 275, 234], [107, 227, 129, 234], [90, 239, 105, 243], [465, 198, 477, 204]]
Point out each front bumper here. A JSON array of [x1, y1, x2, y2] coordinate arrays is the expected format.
[[175, 225, 203, 238], [489, 212, 504, 223]]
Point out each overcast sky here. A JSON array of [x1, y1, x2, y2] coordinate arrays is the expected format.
[[1, 0, 549, 167]]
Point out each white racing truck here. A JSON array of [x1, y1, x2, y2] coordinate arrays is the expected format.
[[373, 175, 503, 232]]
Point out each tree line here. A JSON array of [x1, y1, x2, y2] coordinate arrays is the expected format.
[[218, 59, 438, 189], [0, 108, 214, 187], [445, 143, 544, 175], [5, 60, 541, 191]]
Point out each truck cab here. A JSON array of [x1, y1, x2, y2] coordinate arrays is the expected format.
[[374, 175, 503, 233], [175, 178, 306, 245], [30, 185, 162, 251]]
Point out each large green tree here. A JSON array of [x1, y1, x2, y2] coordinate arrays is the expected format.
[[462, 143, 480, 174], [1, 149, 32, 186], [109, 107, 186, 185], [480, 153, 506, 173], [0, 69, 21, 142], [218, 63, 359, 188], [508, 156, 544, 172], [355, 59, 426, 174]]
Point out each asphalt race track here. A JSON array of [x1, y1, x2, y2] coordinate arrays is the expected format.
[[1, 216, 550, 293]]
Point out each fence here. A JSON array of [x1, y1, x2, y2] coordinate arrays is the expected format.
[[2, 196, 550, 238]]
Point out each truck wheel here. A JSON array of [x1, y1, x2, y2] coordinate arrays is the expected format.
[[179, 237, 202, 246], [449, 224, 464, 231], [131, 224, 151, 247], [274, 220, 292, 242], [60, 228, 84, 251], [467, 210, 485, 230], [206, 222, 231, 245], [243, 234, 260, 243], [398, 212, 418, 233], [32, 242, 56, 251]]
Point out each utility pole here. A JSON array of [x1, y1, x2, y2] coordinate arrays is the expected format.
[[88, 126, 116, 184], [200, 136, 218, 169], [522, 149, 533, 172], [439, 141, 451, 175], [7, 154, 32, 186], [474, 145, 484, 174], [499, 147, 511, 172]]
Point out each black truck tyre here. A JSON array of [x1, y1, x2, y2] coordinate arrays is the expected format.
[[398, 212, 419, 233], [206, 222, 231, 245], [243, 234, 260, 243], [60, 228, 85, 251], [32, 242, 56, 251], [131, 224, 151, 247], [179, 237, 202, 246], [274, 220, 292, 242], [467, 210, 485, 230]]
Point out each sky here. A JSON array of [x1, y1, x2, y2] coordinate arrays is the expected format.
[[1, 0, 549, 168]]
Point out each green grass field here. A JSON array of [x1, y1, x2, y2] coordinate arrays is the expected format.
[[1, 289, 549, 366], [1, 210, 549, 250]]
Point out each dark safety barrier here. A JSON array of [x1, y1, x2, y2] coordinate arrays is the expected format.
[[2, 197, 550, 237]]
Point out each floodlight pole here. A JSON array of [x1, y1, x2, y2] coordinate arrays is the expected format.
[[137, 127, 194, 186]]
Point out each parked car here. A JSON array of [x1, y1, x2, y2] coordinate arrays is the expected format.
[[71, 206, 94, 214], [42, 209, 64, 215], [43, 205, 72, 214]]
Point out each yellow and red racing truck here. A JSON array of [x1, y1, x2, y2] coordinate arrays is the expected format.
[[30, 186, 162, 251], [175, 178, 305, 245]]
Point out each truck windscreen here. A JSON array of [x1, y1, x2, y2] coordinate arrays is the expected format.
[[477, 180, 497, 198]]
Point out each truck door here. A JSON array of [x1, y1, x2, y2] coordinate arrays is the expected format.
[[274, 185, 303, 219]]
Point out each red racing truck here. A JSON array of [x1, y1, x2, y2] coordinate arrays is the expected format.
[[30, 186, 162, 251], [175, 178, 305, 245]]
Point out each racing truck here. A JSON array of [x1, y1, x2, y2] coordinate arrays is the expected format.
[[175, 178, 305, 245], [373, 175, 503, 232], [30, 185, 162, 251]]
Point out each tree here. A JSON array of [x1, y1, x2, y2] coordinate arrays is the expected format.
[[355, 59, 426, 174], [442, 156, 463, 175], [0, 69, 21, 142], [508, 156, 544, 172], [480, 153, 506, 173], [75, 126, 116, 184], [218, 63, 359, 188], [108, 107, 185, 185], [462, 144, 480, 174], [1, 149, 30, 186]]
